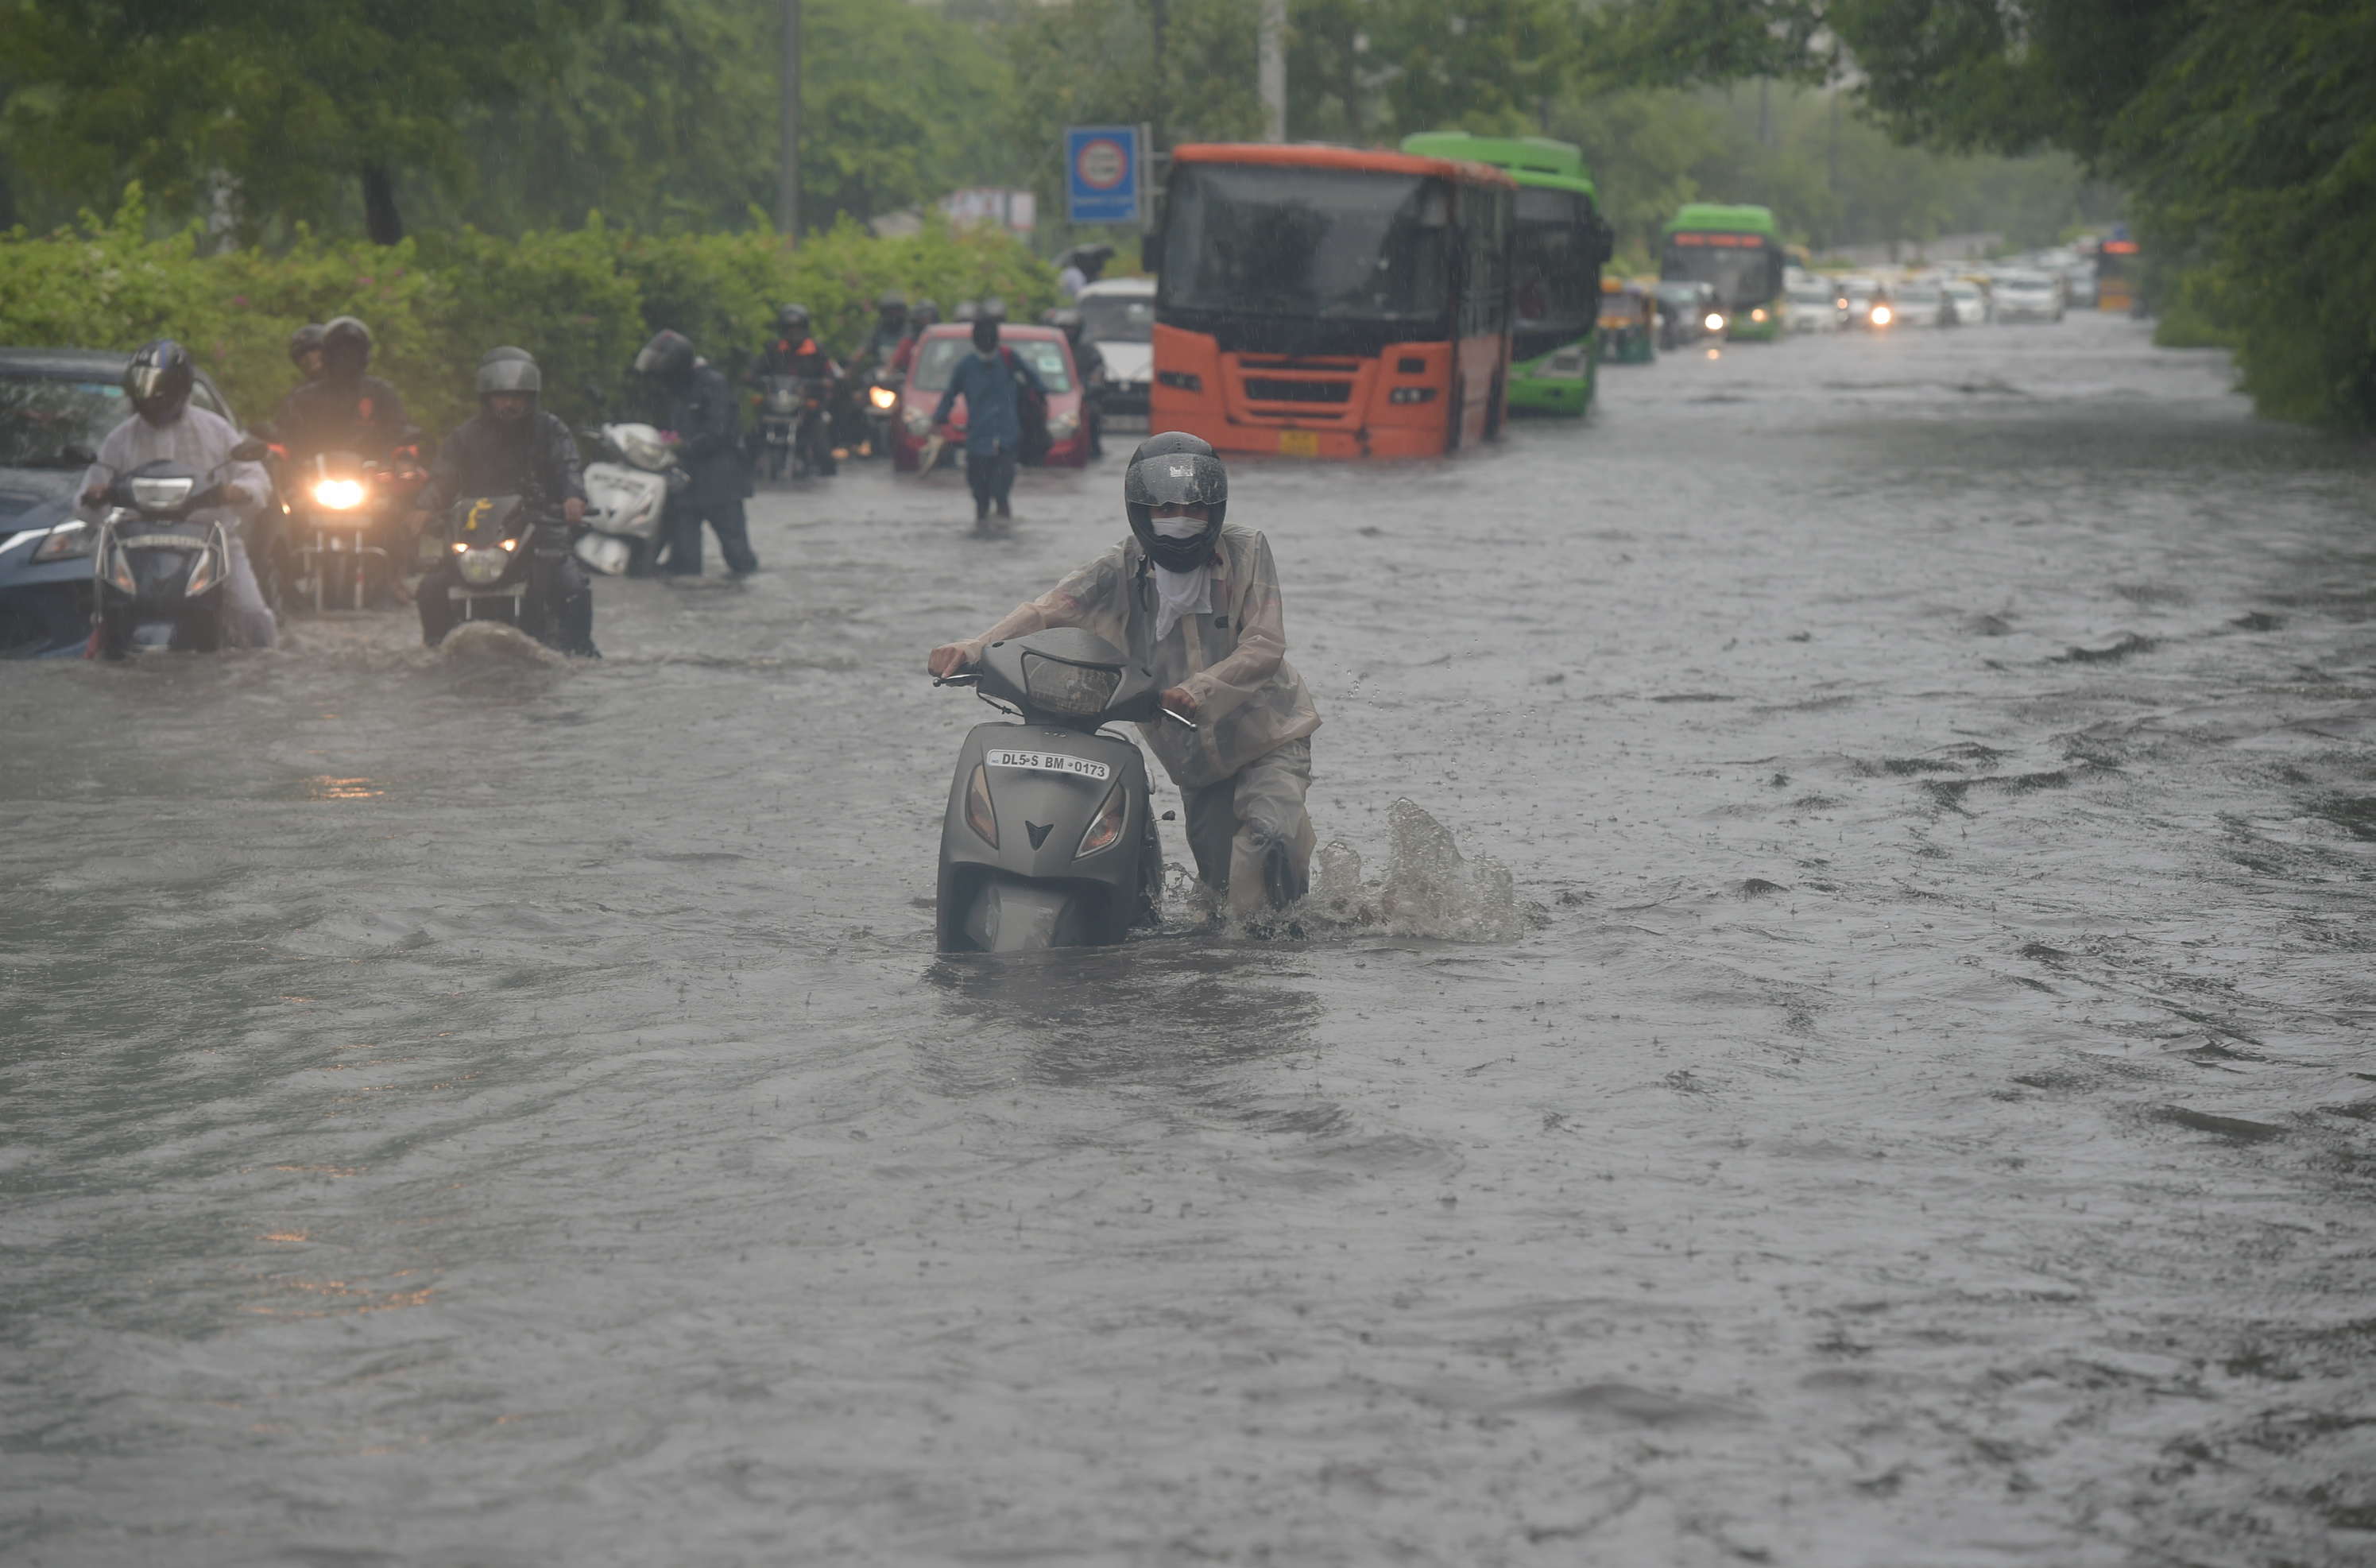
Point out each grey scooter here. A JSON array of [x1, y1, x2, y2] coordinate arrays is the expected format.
[[935, 627, 1186, 953]]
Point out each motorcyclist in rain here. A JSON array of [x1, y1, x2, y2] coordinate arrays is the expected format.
[[273, 316, 413, 465], [930, 315, 1045, 525], [410, 348, 597, 656], [927, 434, 1319, 917], [79, 339, 278, 649], [754, 303, 840, 383], [1045, 308, 1106, 458], [633, 328, 758, 578], [861, 292, 909, 366]]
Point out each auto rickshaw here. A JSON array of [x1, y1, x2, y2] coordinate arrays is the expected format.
[[1597, 278, 1657, 365]]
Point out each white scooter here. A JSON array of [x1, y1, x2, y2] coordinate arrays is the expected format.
[[575, 423, 686, 577]]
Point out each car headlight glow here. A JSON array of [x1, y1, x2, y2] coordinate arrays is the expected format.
[[1751, 308, 1767, 323], [311, 478, 368, 510], [1047, 412, 1079, 439]]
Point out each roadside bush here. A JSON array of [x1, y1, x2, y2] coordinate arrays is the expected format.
[[0, 189, 1056, 440]]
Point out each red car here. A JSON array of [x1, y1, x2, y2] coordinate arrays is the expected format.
[[892, 323, 1089, 472]]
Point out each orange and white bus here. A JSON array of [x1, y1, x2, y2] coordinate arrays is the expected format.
[[1147, 143, 1515, 459]]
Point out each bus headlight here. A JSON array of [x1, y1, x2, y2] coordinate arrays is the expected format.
[[1387, 386, 1436, 404], [1155, 370, 1202, 393]]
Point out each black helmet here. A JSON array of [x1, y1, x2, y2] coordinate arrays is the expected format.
[[476, 347, 541, 402], [633, 329, 696, 380], [876, 289, 907, 313], [776, 303, 810, 338], [124, 339, 195, 424], [1124, 436, 1228, 571], [287, 323, 326, 368], [321, 316, 373, 379], [909, 299, 940, 328], [969, 316, 1000, 354], [1044, 308, 1085, 346]]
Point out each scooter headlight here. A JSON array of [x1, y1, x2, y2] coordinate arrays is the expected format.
[[311, 477, 368, 511], [1022, 653, 1119, 718], [1076, 783, 1126, 858], [130, 475, 196, 510], [964, 762, 997, 848], [869, 385, 899, 412]]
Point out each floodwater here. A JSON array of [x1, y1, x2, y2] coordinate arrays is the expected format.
[[4, 314, 2374, 1566]]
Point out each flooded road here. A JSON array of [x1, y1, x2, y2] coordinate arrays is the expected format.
[[5, 313, 2374, 1566]]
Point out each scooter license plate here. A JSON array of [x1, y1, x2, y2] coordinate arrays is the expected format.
[[985, 749, 1112, 781]]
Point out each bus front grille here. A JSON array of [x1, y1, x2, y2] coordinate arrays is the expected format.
[[1243, 377, 1353, 404]]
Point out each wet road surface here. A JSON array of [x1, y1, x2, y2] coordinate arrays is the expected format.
[[4, 313, 2374, 1566]]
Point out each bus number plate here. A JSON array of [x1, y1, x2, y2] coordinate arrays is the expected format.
[[1277, 430, 1319, 458], [985, 749, 1112, 781]]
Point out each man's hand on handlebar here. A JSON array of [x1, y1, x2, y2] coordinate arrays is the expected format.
[[927, 644, 971, 679], [1162, 685, 1199, 720]]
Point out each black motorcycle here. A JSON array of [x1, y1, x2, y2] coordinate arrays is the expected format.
[[89, 439, 269, 660], [428, 493, 573, 649]]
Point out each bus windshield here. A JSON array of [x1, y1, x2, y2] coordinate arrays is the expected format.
[[1662, 236, 1778, 310], [1512, 188, 1598, 332], [1160, 163, 1453, 325]]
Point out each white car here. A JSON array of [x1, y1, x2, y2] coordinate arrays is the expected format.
[[1993, 270, 2064, 323], [1784, 281, 1847, 332], [1074, 277, 1154, 423], [1890, 281, 1948, 327], [1944, 280, 1989, 326]]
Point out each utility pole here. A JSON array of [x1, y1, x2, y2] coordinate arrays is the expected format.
[[1259, 0, 1287, 143], [1758, 77, 1771, 148], [776, 0, 801, 240]]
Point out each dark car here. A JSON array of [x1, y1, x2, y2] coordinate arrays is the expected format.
[[0, 348, 244, 656]]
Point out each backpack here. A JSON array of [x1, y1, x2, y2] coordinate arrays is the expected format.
[[1000, 347, 1051, 466]]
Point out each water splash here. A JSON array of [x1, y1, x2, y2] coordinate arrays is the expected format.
[[1308, 799, 1523, 941]]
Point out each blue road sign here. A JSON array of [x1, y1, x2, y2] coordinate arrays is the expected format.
[[1066, 125, 1143, 226]]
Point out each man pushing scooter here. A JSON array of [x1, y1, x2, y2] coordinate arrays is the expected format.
[[929, 434, 1320, 918]]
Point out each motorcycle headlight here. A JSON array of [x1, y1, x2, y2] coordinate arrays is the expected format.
[[1704, 312, 1725, 333], [1871, 305, 1894, 326], [1047, 412, 1079, 439], [30, 520, 95, 562], [1021, 652, 1119, 718], [130, 476, 196, 510], [869, 385, 899, 411], [457, 547, 510, 586], [312, 478, 368, 510], [904, 411, 934, 436], [1076, 783, 1126, 858], [617, 429, 672, 470]]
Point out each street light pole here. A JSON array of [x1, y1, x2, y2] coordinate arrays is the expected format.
[[1259, 0, 1286, 142], [777, 0, 801, 240]]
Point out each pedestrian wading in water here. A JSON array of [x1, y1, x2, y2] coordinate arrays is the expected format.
[[931, 315, 1047, 525], [930, 432, 1321, 917]]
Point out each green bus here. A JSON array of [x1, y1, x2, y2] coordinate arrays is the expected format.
[[1661, 203, 1786, 342], [1402, 132, 1611, 416]]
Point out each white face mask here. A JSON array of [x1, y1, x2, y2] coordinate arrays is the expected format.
[[1151, 515, 1207, 540], [1148, 515, 1213, 640]]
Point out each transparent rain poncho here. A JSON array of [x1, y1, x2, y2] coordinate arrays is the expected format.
[[957, 525, 1321, 790]]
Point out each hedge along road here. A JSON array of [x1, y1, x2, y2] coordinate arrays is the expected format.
[[2, 312, 2373, 1566]]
